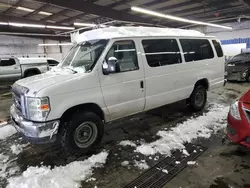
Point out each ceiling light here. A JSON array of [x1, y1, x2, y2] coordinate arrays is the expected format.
[[39, 11, 52, 16], [38, 43, 73, 46], [46, 25, 75, 30], [131, 6, 232, 30], [16, 6, 34, 12], [74, 22, 96, 27], [9, 22, 45, 28], [0, 22, 8, 25]]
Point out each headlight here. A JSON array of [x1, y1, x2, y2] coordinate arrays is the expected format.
[[26, 97, 50, 122], [229, 101, 241, 120]]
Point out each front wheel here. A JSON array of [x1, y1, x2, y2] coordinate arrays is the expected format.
[[61, 111, 104, 155], [188, 85, 207, 111]]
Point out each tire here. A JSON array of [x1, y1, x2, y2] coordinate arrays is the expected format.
[[61, 111, 104, 155], [188, 85, 207, 111], [247, 74, 250, 82], [25, 71, 38, 77]]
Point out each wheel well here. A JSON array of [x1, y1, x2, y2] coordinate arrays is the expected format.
[[24, 68, 41, 77], [195, 78, 209, 90], [60, 103, 105, 123]]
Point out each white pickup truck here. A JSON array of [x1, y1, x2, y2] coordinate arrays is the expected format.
[[10, 27, 225, 155], [0, 57, 49, 85]]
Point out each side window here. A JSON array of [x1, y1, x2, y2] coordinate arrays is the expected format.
[[48, 60, 59, 66], [180, 39, 214, 62], [142, 39, 182, 67], [0, 59, 16, 66], [212, 40, 223, 57], [106, 40, 139, 73]]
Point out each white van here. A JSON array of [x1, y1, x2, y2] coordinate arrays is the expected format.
[[10, 27, 224, 154]]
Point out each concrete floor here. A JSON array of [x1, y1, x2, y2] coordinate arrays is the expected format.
[[0, 82, 250, 188]]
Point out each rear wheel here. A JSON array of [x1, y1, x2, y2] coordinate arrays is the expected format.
[[188, 85, 207, 111], [61, 111, 104, 155]]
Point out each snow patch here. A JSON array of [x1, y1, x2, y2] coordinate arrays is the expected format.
[[121, 161, 129, 167], [7, 151, 109, 188], [119, 140, 137, 147], [187, 161, 197, 165], [134, 160, 149, 170], [0, 125, 16, 140], [0, 121, 8, 126], [86, 177, 96, 182], [10, 144, 23, 155], [182, 149, 190, 156], [135, 104, 228, 156], [157, 167, 168, 174]]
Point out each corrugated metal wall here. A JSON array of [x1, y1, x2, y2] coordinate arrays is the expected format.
[[0, 35, 71, 61]]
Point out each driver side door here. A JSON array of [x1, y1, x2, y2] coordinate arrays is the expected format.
[[99, 39, 145, 121]]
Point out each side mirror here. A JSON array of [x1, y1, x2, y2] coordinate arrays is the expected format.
[[102, 57, 118, 75]]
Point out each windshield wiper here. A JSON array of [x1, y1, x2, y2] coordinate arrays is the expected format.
[[66, 67, 77, 74]]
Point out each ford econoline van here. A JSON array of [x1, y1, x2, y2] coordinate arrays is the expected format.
[[10, 27, 225, 154]]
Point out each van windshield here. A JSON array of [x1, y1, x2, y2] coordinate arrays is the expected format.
[[60, 39, 108, 72]]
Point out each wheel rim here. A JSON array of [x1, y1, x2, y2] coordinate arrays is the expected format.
[[73, 121, 98, 148], [195, 91, 205, 107]]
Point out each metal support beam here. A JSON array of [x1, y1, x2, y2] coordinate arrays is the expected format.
[[35, 0, 160, 26], [57, 13, 86, 24], [23, 4, 50, 18], [41, 9, 69, 21], [2, 0, 23, 14]]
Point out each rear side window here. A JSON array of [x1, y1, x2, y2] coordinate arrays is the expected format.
[[212, 40, 223, 57], [180, 39, 214, 62], [142, 39, 182, 67], [0, 59, 16, 66]]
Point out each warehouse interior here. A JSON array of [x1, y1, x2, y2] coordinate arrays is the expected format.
[[1, 0, 250, 188]]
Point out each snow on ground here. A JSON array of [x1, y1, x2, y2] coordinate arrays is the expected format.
[[135, 104, 229, 156], [121, 161, 129, 167], [134, 160, 149, 170], [187, 161, 197, 165], [119, 140, 137, 147], [0, 121, 7, 126], [157, 168, 168, 174], [0, 154, 10, 178], [7, 151, 109, 188], [0, 125, 16, 140], [10, 144, 23, 155]]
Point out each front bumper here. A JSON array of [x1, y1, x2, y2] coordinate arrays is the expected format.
[[227, 113, 250, 148], [225, 71, 247, 81], [10, 105, 60, 144]]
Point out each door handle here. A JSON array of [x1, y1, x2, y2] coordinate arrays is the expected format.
[[140, 80, 144, 89]]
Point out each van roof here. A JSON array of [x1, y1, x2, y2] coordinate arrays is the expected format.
[[75, 26, 212, 43]]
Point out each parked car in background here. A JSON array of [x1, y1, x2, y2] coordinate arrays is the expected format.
[[10, 27, 225, 155], [227, 89, 250, 148], [0, 57, 49, 85], [47, 58, 60, 67], [225, 52, 250, 82]]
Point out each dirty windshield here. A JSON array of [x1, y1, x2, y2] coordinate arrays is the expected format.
[[61, 39, 108, 72]]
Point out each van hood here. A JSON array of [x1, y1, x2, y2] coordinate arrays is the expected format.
[[15, 68, 81, 96], [240, 89, 250, 103]]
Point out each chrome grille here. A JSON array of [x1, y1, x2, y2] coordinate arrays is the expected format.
[[12, 84, 29, 116]]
